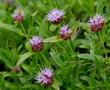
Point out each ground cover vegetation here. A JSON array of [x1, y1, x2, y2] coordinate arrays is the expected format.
[[0, 0, 110, 90]]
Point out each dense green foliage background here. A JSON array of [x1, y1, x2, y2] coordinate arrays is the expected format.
[[0, 0, 110, 90]]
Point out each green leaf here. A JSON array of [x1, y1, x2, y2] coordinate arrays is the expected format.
[[0, 10, 7, 19], [79, 22, 89, 30], [21, 84, 38, 89], [5, 83, 19, 89], [49, 24, 59, 32], [16, 52, 34, 66], [0, 75, 5, 89], [0, 48, 13, 68], [100, 72, 107, 81], [75, 83, 86, 89], [44, 36, 62, 42], [77, 54, 95, 60], [50, 49, 63, 67], [0, 23, 24, 36], [52, 79, 60, 90], [22, 64, 32, 74], [40, 52, 50, 66], [80, 76, 89, 82]]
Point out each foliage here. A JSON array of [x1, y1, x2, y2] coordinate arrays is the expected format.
[[0, 0, 110, 90]]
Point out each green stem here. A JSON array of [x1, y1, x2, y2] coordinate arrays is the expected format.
[[20, 23, 26, 34], [20, 23, 29, 40], [98, 32, 107, 58], [67, 40, 74, 54], [40, 52, 50, 66]]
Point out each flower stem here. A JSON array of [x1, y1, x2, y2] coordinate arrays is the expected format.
[[98, 32, 107, 58], [40, 52, 50, 66], [20, 23, 29, 40]]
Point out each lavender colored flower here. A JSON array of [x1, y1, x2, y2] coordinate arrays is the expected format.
[[12, 9, 24, 22], [60, 25, 72, 40], [35, 68, 53, 85], [29, 36, 43, 52], [47, 9, 64, 24], [88, 14, 105, 32]]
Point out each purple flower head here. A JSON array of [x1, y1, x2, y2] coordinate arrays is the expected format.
[[60, 25, 72, 40], [88, 14, 105, 32], [47, 9, 64, 24], [35, 68, 53, 85], [29, 36, 43, 52], [12, 9, 24, 22]]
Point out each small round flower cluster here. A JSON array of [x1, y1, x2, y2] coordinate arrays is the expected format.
[[35, 68, 53, 85], [88, 14, 105, 32], [12, 9, 24, 22], [47, 9, 64, 24], [60, 25, 72, 40], [29, 36, 43, 52]]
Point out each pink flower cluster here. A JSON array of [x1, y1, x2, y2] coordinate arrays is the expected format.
[[35, 68, 53, 85], [60, 25, 72, 40], [29, 36, 43, 52], [47, 9, 64, 24], [88, 14, 105, 32], [12, 9, 24, 22]]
